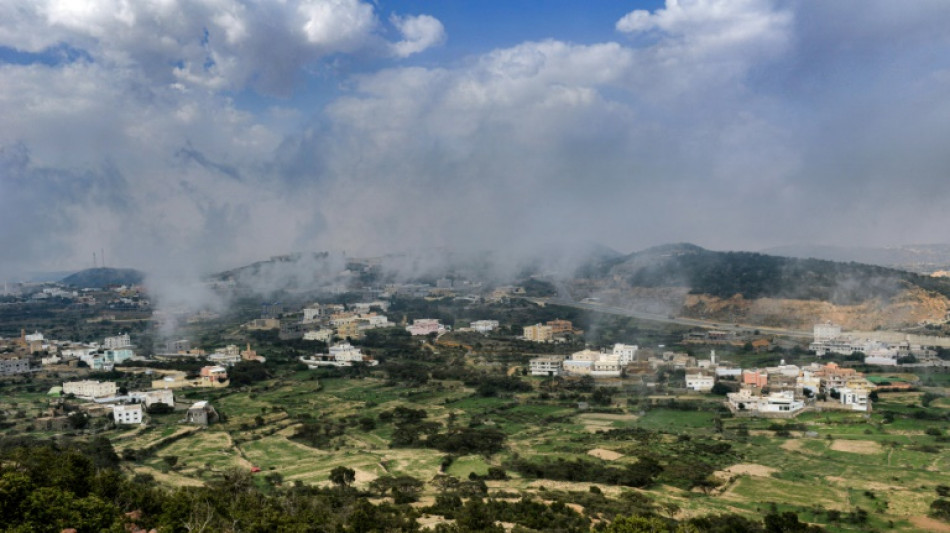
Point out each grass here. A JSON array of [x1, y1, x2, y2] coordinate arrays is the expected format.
[[634, 408, 719, 432], [10, 357, 946, 532]]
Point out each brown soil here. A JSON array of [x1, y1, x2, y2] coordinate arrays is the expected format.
[[780, 439, 803, 452], [910, 516, 950, 532], [830, 440, 882, 455], [587, 448, 623, 461], [681, 288, 950, 330], [717, 463, 777, 477]]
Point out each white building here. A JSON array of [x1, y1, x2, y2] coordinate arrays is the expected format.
[[63, 380, 117, 399], [352, 301, 390, 313], [530, 356, 564, 376], [727, 389, 805, 415], [103, 334, 132, 349], [813, 323, 842, 342], [612, 343, 639, 365], [471, 320, 500, 334], [358, 314, 391, 329], [797, 371, 821, 394], [562, 359, 593, 375], [570, 349, 601, 362], [299, 342, 379, 368], [208, 350, 242, 366], [715, 366, 743, 377], [129, 389, 175, 408], [685, 372, 716, 392], [838, 387, 870, 411], [112, 404, 143, 425], [303, 329, 335, 342], [591, 356, 622, 377]]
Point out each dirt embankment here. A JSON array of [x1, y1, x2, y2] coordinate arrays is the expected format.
[[681, 288, 950, 330]]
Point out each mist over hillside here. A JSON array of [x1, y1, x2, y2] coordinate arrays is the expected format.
[[568, 243, 950, 330], [60, 267, 145, 289], [763, 244, 950, 274], [589, 244, 950, 304]]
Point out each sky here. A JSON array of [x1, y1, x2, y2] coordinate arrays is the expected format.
[[2, 0, 950, 280]]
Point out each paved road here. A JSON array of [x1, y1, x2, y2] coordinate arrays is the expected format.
[[530, 297, 814, 339]]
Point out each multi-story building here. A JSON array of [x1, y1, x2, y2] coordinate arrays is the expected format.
[[406, 319, 445, 336], [547, 319, 573, 334], [261, 302, 283, 319], [562, 349, 622, 377], [200, 366, 228, 384], [303, 329, 335, 342], [523, 323, 554, 342], [0, 357, 31, 375], [112, 404, 143, 425], [813, 323, 842, 343], [352, 301, 390, 313], [838, 387, 870, 412], [471, 320, 500, 334], [530, 356, 563, 376], [103, 334, 131, 349], [591, 356, 622, 377], [299, 342, 379, 368], [612, 343, 639, 364], [742, 370, 768, 388], [129, 389, 174, 408], [246, 318, 280, 331], [685, 371, 716, 392], [166, 339, 192, 353], [727, 389, 805, 416], [336, 321, 364, 340], [63, 380, 117, 399]]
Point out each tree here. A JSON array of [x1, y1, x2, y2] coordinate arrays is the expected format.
[[455, 498, 504, 532], [710, 382, 730, 396], [67, 412, 88, 430], [330, 466, 356, 488], [604, 515, 678, 533]]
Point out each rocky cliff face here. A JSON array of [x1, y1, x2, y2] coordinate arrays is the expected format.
[[681, 287, 950, 330], [570, 281, 950, 330]]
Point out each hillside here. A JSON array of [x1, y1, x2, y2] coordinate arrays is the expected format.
[[60, 267, 145, 288], [572, 244, 950, 329], [763, 243, 950, 274]]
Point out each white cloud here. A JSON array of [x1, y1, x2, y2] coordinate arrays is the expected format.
[[617, 0, 793, 94], [390, 14, 445, 58], [3, 0, 950, 283], [300, 0, 376, 49], [0, 0, 444, 93]]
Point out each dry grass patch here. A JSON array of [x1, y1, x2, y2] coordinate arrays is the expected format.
[[576, 413, 638, 432], [588, 448, 623, 461], [718, 463, 777, 477], [780, 439, 803, 452], [830, 439, 882, 455], [129, 465, 203, 488], [419, 515, 453, 530], [884, 490, 939, 517], [910, 516, 950, 532], [353, 468, 378, 484]]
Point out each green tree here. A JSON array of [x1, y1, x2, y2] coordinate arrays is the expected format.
[[330, 466, 356, 488]]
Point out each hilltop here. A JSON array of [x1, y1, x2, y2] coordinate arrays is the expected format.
[[60, 267, 145, 289], [762, 243, 950, 274], [571, 243, 950, 329]]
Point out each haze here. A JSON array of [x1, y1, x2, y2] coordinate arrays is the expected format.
[[2, 0, 950, 281]]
